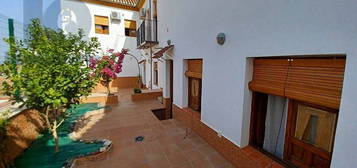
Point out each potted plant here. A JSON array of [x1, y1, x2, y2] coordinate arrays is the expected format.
[[89, 49, 128, 95]]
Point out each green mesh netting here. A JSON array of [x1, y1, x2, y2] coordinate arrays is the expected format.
[[14, 103, 105, 168]]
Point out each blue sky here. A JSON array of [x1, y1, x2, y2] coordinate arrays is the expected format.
[[0, 0, 23, 21]]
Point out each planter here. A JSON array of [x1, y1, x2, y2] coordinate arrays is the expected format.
[[63, 139, 112, 168], [131, 89, 162, 101], [91, 77, 141, 93], [82, 93, 119, 106], [2, 109, 44, 164]]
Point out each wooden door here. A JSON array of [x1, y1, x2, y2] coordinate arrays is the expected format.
[[188, 77, 202, 112], [284, 101, 338, 168]]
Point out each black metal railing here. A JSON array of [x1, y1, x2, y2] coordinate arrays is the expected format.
[[137, 19, 158, 48]]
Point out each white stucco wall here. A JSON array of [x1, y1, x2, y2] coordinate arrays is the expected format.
[[60, 0, 142, 77], [137, 0, 168, 91], [23, 0, 142, 77], [157, 0, 357, 167]]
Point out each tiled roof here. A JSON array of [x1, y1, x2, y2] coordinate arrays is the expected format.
[[97, 0, 141, 8], [153, 45, 174, 58]]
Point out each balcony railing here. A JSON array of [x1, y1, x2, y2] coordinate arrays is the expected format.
[[136, 19, 158, 49]]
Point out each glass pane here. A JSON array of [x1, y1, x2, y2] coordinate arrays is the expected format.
[[302, 115, 318, 144], [294, 104, 337, 152]]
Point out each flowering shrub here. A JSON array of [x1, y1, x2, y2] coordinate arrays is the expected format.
[[90, 49, 128, 95]]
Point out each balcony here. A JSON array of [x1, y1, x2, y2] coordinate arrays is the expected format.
[[137, 19, 158, 49]]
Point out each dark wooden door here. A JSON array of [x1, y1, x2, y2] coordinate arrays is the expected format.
[[284, 101, 338, 168]]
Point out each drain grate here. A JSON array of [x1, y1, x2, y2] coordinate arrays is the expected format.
[[135, 136, 145, 142]]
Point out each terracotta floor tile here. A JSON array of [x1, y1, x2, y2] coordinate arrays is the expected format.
[[176, 139, 197, 152], [208, 152, 231, 168], [233, 152, 260, 168], [182, 149, 206, 162], [161, 143, 180, 155], [146, 159, 171, 168], [197, 144, 219, 155], [72, 89, 263, 168], [109, 158, 148, 168], [145, 152, 166, 162], [191, 158, 214, 168], [171, 162, 193, 168], [166, 151, 190, 167], [221, 162, 236, 168], [143, 142, 166, 163], [269, 162, 285, 168]]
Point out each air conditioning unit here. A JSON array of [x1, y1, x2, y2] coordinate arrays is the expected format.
[[139, 8, 146, 19], [111, 11, 122, 21]]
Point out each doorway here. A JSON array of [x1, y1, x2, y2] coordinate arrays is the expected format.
[[168, 60, 173, 118], [250, 92, 288, 159]]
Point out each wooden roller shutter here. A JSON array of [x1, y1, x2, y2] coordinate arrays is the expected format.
[[125, 20, 136, 29], [285, 58, 345, 109], [185, 59, 202, 79], [94, 15, 109, 26], [249, 59, 289, 97]]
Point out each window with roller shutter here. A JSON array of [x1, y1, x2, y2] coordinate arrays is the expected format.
[[249, 57, 345, 168], [94, 15, 109, 34]]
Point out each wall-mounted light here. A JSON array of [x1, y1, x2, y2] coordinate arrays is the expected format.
[[216, 32, 226, 45]]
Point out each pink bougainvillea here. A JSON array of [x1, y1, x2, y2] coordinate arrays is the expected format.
[[107, 49, 114, 53], [101, 67, 116, 78], [89, 57, 97, 69], [90, 48, 128, 95]]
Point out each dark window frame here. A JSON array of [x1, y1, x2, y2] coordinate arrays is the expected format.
[[124, 19, 137, 37]]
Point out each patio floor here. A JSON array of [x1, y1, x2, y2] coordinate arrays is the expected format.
[[74, 89, 282, 168]]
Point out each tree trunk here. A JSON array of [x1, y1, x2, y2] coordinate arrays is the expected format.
[[52, 121, 59, 153], [44, 106, 51, 130], [106, 84, 111, 95], [105, 77, 112, 96], [53, 128, 59, 153]]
